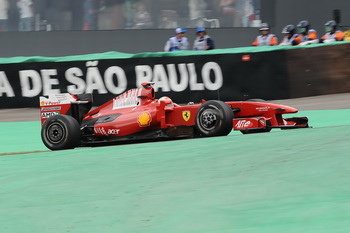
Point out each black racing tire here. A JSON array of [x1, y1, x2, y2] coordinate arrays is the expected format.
[[195, 100, 233, 137], [41, 115, 81, 150]]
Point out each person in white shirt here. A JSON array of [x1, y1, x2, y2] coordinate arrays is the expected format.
[[0, 0, 9, 32], [133, 3, 152, 29], [17, 0, 34, 31], [319, 20, 345, 43], [193, 27, 215, 50], [252, 23, 278, 46], [279, 24, 299, 46], [164, 28, 189, 52], [188, 0, 207, 27]]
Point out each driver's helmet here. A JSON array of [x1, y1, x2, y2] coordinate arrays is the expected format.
[[297, 20, 310, 33], [324, 20, 337, 32], [282, 24, 296, 34], [158, 96, 174, 107]]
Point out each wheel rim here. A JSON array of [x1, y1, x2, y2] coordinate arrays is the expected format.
[[46, 123, 65, 144], [199, 109, 219, 131]]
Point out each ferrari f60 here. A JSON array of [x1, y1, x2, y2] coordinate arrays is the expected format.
[[39, 82, 309, 150]]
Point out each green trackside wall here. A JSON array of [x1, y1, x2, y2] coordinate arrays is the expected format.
[[0, 41, 349, 64], [0, 42, 350, 108]]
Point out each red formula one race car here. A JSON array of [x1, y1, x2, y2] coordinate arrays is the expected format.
[[39, 82, 309, 150]]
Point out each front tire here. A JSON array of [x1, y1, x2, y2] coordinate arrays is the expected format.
[[195, 100, 233, 137], [41, 115, 81, 150]]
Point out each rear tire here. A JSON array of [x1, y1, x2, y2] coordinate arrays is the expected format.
[[195, 100, 233, 137], [41, 115, 81, 150]]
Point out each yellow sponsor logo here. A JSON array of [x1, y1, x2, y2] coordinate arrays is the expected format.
[[182, 111, 191, 122], [40, 101, 60, 106], [345, 30, 350, 41], [138, 112, 151, 127]]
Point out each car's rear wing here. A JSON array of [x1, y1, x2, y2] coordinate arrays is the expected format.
[[39, 93, 92, 125]]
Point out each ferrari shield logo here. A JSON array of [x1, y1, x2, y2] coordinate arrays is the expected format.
[[182, 111, 191, 122]]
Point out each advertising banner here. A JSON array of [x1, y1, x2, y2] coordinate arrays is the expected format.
[[0, 51, 289, 108]]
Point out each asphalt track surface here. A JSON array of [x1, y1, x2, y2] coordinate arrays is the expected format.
[[0, 93, 349, 233], [0, 92, 349, 122]]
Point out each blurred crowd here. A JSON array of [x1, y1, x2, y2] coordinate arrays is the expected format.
[[0, 0, 261, 32]]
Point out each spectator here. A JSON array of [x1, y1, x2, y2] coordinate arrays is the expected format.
[[219, 0, 235, 27], [188, 0, 207, 27], [133, 3, 152, 29], [319, 20, 344, 43], [296, 20, 318, 46], [193, 27, 215, 50], [236, 0, 255, 27], [164, 27, 189, 52], [110, 0, 124, 29], [123, 0, 134, 29], [279, 24, 300, 46], [99, 0, 106, 11], [344, 31, 350, 41], [82, 0, 98, 30], [0, 0, 9, 32], [159, 10, 177, 29], [17, 0, 34, 31], [251, 0, 260, 19], [252, 23, 277, 46]]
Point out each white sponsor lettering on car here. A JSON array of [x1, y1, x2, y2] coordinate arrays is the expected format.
[[235, 120, 253, 129], [41, 112, 59, 118]]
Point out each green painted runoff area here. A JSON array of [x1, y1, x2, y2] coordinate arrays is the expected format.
[[0, 109, 350, 233]]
